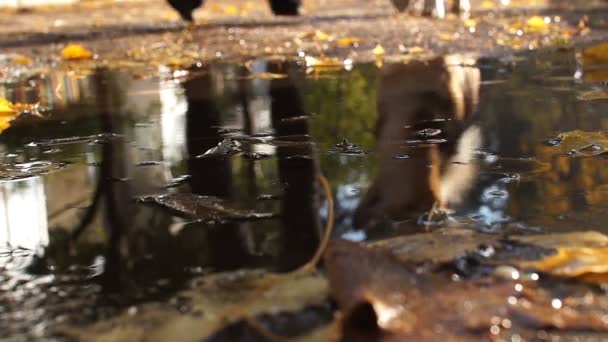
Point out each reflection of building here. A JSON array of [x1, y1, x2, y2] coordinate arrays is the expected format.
[[0, 177, 48, 249], [0, 177, 48, 269]]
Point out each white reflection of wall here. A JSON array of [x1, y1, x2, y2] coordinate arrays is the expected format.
[[160, 78, 187, 165], [0, 177, 49, 250]]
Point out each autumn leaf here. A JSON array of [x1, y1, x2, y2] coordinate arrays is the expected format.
[[137, 192, 276, 222], [548, 130, 608, 157], [61, 43, 93, 60], [372, 44, 385, 56], [0, 98, 15, 115], [0, 98, 40, 134], [526, 16, 548, 31], [336, 37, 361, 47], [12, 55, 32, 65], [481, 0, 494, 8]]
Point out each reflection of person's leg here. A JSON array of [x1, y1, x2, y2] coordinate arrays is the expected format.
[[269, 62, 320, 271], [184, 70, 248, 270], [268, 0, 301, 15]]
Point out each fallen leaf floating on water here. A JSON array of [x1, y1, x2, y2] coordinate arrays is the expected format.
[[11, 55, 32, 65], [547, 130, 608, 157], [195, 138, 242, 159], [0, 98, 40, 133], [372, 44, 385, 57], [327, 138, 366, 156], [60, 43, 93, 60], [137, 193, 276, 222], [298, 30, 332, 42], [324, 239, 608, 341], [0, 98, 15, 115]]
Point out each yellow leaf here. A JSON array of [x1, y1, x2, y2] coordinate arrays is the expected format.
[[372, 44, 385, 56], [438, 33, 454, 41], [61, 43, 93, 60], [464, 19, 477, 28], [314, 30, 331, 42], [515, 231, 608, 285], [224, 5, 238, 15], [481, 0, 494, 8], [336, 37, 361, 47], [12, 55, 32, 65], [548, 130, 608, 157], [526, 16, 548, 30], [408, 46, 425, 55], [0, 98, 15, 115]]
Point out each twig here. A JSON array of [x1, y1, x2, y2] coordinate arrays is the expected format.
[[300, 174, 334, 272]]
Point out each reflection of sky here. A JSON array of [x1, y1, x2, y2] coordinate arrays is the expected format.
[[159, 71, 188, 166], [0, 177, 48, 270]]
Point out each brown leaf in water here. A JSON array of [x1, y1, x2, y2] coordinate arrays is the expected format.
[[137, 193, 276, 222], [548, 130, 608, 157], [61, 43, 93, 60], [324, 239, 608, 341]]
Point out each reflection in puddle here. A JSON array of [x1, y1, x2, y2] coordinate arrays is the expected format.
[[0, 177, 48, 270], [4, 46, 608, 338]]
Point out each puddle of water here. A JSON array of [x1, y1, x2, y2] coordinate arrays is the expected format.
[[3, 48, 608, 338]]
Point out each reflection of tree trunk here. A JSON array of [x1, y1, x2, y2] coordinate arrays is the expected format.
[[239, 67, 258, 197], [184, 68, 248, 271], [93, 68, 134, 294], [268, 62, 320, 272]]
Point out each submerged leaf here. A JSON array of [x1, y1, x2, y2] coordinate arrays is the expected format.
[[195, 138, 242, 159], [337, 37, 361, 47], [0, 98, 16, 115], [526, 16, 549, 31]]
